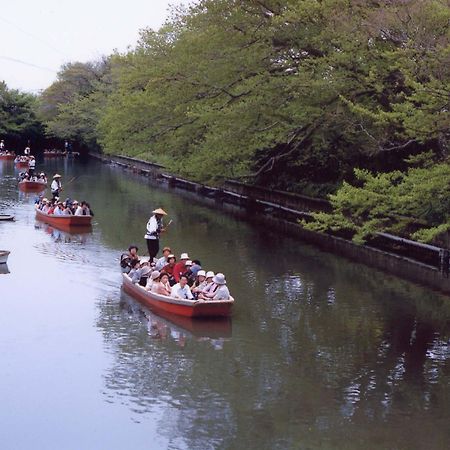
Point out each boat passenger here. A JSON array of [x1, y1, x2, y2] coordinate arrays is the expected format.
[[74, 203, 84, 216], [198, 271, 215, 298], [0, 140, 4, 150], [155, 246, 172, 271], [210, 273, 230, 300], [139, 262, 153, 287], [162, 254, 177, 285], [170, 275, 194, 300], [173, 252, 190, 283], [63, 203, 73, 215], [190, 260, 202, 277], [120, 245, 140, 273], [53, 202, 64, 215], [151, 272, 171, 296], [128, 260, 142, 283], [192, 270, 207, 295], [145, 270, 161, 291], [181, 260, 196, 286]]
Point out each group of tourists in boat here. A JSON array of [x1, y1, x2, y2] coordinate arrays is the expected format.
[[18, 171, 47, 183], [36, 196, 93, 216], [0, 140, 15, 159], [120, 207, 232, 302]]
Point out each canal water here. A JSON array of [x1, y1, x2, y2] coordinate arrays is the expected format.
[[0, 157, 449, 450]]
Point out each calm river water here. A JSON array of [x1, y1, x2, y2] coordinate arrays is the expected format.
[[0, 157, 449, 450]]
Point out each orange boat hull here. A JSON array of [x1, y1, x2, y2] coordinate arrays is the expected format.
[[122, 274, 234, 318], [0, 154, 15, 160], [35, 206, 92, 228], [15, 161, 29, 168], [18, 181, 47, 192]]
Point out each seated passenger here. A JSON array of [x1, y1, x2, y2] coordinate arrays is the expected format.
[[120, 245, 140, 273], [146, 270, 161, 291], [190, 260, 202, 277], [191, 270, 207, 295], [181, 260, 195, 286], [155, 247, 172, 271], [210, 273, 230, 300], [139, 262, 153, 287], [63, 203, 73, 215], [53, 202, 64, 215], [128, 260, 142, 283], [162, 254, 177, 285], [170, 275, 194, 300], [151, 272, 171, 296], [173, 252, 190, 283]]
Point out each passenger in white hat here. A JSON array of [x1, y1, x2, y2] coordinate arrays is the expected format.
[[144, 207, 168, 261], [145, 270, 161, 291], [192, 270, 207, 297], [173, 253, 190, 283], [210, 273, 230, 300]]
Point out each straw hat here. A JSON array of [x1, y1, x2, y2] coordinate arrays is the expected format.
[[213, 273, 226, 285], [152, 208, 167, 215], [53, 174, 62, 178]]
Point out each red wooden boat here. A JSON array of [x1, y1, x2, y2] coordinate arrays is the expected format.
[[18, 180, 47, 192], [15, 158, 29, 168], [0, 153, 15, 160], [35, 205, 92, 228], [122, 273, 234, 318]]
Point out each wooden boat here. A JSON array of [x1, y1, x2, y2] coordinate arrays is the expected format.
[[0, 153, 15, 160], [35, 205, 92, 228], [18, 180, 47, 192], [0, 214, 14, 221], [0, 250, 10, 264], [15, 158, 29, 168], [122, 273, 234, 318]]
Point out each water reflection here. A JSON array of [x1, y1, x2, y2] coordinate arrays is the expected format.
[[0, 263, 10, 274]]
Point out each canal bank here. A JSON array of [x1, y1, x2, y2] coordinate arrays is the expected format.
[[91, 152, 450, 295]]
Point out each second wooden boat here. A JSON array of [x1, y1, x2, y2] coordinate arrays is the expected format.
[[0, 153, 15, 160], [18, 180, 47, 192], [122, 273, 234, 318], [35, 205, 92, 227]]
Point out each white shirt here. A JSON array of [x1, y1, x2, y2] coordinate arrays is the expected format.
[[29, 160, 36, 169], [51, 180, 60, 192], [74, 206, 83, 216], [171, 283, 193, 300], [145, 215, 160, 240]]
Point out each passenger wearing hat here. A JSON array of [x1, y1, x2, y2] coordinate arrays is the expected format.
[[173, 252, 190, 283], [144, 207, 168, 261], [192, 270, 207, 298], [120, 245, 140, 273], [155, 246, 172, 271], [145, 270, 161, 291], [201, 273, 230, 300], [51, 174, 62, 201]]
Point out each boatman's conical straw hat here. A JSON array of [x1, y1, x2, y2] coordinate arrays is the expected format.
[[152, 208, 167, 215], [53, 174, 62, 178]]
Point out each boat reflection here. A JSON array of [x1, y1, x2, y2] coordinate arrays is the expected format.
[[34, 222, 93, 242], [120, 291, 232, 347], [0, 263, 10, 274]]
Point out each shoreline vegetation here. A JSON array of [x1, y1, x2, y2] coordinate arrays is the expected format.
[[1, 0, 449, 247]]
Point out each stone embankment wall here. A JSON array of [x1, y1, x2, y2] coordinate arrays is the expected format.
[[91, 153, 450, 295]]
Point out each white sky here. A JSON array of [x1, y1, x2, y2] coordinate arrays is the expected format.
[[0, 0, 184, 93]]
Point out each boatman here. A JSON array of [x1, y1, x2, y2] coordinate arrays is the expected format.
[[144, 207, 167, 262], [24, 146, 31, 156], [28, 156, 36, 177], [0, 140, 4, 150], [51, 174, 62, 200]]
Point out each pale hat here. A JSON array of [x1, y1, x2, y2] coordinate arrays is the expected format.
[[151, 270, 161, 280], [180, 253, 189, 260], [185, 260, 192, 266], [197, 270, 206, 277], [167, 254, 176, 259], [53, 174, 62, 178], [140, 266, 152, 276], [213, 273, 226, 285], [152, 208, 167, 215], [205, 271, 215, 279]]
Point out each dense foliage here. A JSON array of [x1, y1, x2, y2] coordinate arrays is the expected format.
[[0, 81, 43, 148], [33, 0, 450, 240]]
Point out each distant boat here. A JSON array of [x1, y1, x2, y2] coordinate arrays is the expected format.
[[35, 205, 92, 228], [122, 273, 234, 318], [14, 157, 29, 168], [0, 250, 10, 264], [0, 215, 14, 221], [0, 153, 16, 160], [43, 150, 66, 158], [18, 180, 47, 192]]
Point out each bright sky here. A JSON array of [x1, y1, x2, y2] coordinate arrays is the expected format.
[[0, 0, 184, 93]]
